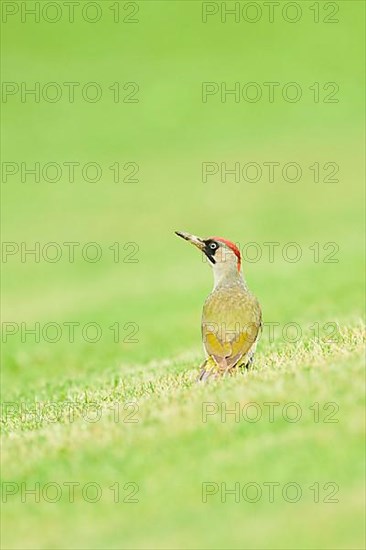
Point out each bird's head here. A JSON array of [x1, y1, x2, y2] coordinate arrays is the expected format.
[[175, 231, 242, 286]]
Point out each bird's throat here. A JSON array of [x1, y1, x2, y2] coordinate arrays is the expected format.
[[212, 264, 244, 290]]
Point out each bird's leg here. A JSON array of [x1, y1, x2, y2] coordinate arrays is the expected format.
[[197, 359, 209, 382], [237, 342, 258, 371], [197, 356, 221, 382], [237, 352, 255, 371]]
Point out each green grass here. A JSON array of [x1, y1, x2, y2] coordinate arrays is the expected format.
[[1, 1, 365, 549], [1, 326, 365, 549]]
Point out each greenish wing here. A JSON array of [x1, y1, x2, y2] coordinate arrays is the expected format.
[[202, 288, 261, 368]]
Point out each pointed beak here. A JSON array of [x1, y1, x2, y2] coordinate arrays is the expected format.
[[175, 231, 205, 251]]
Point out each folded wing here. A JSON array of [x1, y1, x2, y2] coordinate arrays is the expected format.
[[202, 287, 261, 371]]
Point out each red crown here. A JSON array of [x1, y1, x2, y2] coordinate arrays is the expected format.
[[212, 237, 241, 271]]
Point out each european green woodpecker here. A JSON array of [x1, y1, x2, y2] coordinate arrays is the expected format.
[[175, 231, 262, 381]]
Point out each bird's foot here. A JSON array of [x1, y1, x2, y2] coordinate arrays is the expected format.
[[197, 356, 222, 382]]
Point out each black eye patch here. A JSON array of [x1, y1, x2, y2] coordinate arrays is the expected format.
[[203, 239, 219, 264]]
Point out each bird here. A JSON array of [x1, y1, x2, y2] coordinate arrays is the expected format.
[[175, 231, 262, 381]]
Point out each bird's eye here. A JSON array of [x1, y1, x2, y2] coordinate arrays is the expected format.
[[209, 242, 217, 250]]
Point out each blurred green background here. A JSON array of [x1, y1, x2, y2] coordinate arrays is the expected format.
[[1, 1, 365, 549]]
